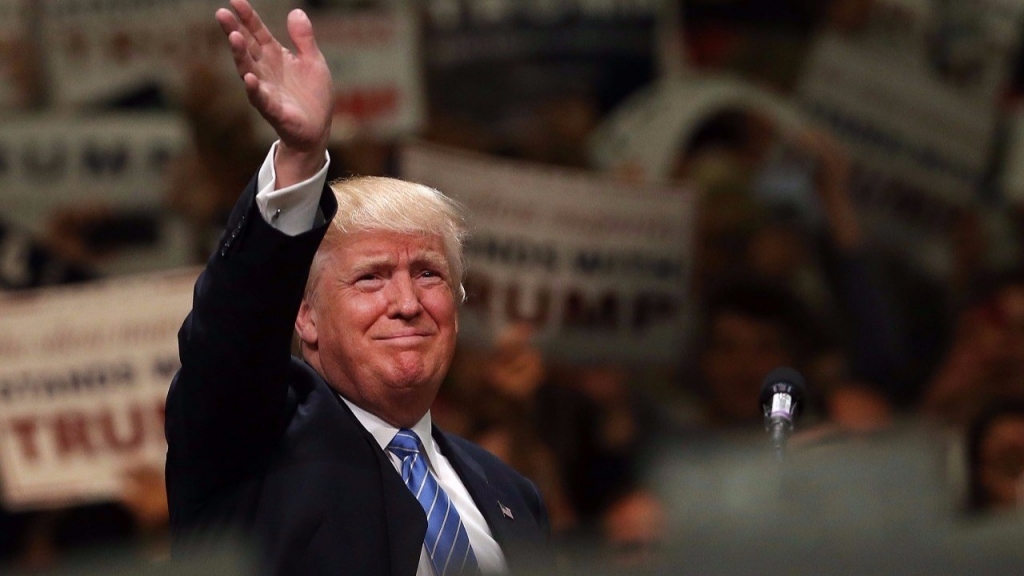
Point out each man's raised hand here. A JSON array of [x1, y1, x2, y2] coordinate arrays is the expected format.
[[216, 0, 333, 185]]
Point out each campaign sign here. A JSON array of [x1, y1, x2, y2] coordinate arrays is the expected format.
[[0, 268, 198, 509], [401, 142, 695, 365], [316, 6, 425, 141], [797, 0, 1024, 274]]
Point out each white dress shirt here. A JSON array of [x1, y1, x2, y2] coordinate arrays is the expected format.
[[341, 398, 508, 576], [254, 143, 508, 575]]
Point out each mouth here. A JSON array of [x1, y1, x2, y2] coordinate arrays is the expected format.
[[375, 333, 433, 344]]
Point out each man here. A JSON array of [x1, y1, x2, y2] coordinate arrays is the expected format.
[[164, 2, 551, 575]]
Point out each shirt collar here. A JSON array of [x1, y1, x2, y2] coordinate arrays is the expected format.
[[338, 395, 437, 468]]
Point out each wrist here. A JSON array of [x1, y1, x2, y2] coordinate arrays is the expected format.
[[274, 141, 327, 190]]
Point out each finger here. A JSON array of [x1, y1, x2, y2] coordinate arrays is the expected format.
[[220, 4, 262, 60], [215, 7, 242, 39], [287, 9, 319, 57], [243, 73, 275, 117], [227, 30, 256, 76], [218, 8, 260, 65], [231, 0, 275, 46]]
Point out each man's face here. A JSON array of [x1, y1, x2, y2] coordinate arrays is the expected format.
[[300, 230, 458, 426]]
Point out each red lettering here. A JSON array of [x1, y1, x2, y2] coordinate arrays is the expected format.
[[107, 31, 135, 63], [10, 417, 40, 461], [98, 406, 145, 453], [334, 87, 400, 120], [154, 400, 166, 432], [55, 411, 94, 457]]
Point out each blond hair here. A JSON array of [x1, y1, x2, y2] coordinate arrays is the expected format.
[[306, 176, 467, 303]]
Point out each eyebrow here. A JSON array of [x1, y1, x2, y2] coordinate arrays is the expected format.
[[413, 251, 449, 272], [348, 250, 449, 275]]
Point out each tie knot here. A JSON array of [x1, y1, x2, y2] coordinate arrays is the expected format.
[[388, 428, 422, 456]]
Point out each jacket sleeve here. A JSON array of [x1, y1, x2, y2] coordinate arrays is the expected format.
[[164, 174, 338, 522]]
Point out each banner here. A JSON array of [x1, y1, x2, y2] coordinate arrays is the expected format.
[[0, 113, 191, 275], [40, 0, 293, 107], [0, 0, 32, 110], [316, 6, 424, 141], [0, 114, 185, 231], [797, 0, 1024, 274], [401, 143, 695, 365], [0, 268, 199, 509]]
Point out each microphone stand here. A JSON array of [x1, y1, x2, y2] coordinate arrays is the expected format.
[[766, 416, 792, 462]]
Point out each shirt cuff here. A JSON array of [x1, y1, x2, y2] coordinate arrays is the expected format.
[[255, 141, 331, 236]]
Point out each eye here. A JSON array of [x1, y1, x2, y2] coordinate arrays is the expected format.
[[353, 273, 384, 289], [417, 269, 446, 283]]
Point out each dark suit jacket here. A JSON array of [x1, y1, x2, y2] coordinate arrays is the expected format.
[[165, 177, 551, 575]]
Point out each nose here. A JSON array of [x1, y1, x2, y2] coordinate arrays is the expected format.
[[386, 272, 423, 319]]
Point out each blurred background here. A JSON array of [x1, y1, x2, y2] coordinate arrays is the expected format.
[[3, 0, 1024, 573]]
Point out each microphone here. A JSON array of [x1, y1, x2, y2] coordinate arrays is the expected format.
[[759, 367, 806, 460]]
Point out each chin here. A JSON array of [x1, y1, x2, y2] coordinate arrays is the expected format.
[[381, 362, 441, 393]]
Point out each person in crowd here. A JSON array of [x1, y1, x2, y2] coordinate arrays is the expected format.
[[966, 400, 1024, 513], [164, 2, 551, 575], [600, 490, 664, 569], [690, 276, 817, 428], [4, 465, 169, 573], [923, 270, 1024, 425], [672, 109, 906, 419], [466, 322, 639, 529]]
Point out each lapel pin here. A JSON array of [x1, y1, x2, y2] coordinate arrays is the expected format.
[[499, 502, 514, 520]]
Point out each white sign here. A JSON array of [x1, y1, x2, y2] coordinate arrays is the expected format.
[[797, 0, 1024, 274], [317, 7, 424, 141], [0, 0, 32, 110], [0, 268, 199, 509], [401, 143, 695, 365], [41, 0, 293, 107], [0, 114, 186, 233]]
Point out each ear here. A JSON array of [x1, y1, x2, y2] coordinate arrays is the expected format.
[[295, 298, 319, 347]]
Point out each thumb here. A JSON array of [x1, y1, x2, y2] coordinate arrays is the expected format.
[[288, 9, 319, 56]]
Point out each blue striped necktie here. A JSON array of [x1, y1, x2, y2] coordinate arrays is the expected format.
[[388, 429, 479, 576]]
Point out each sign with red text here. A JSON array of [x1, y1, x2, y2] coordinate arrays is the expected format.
[[40, 0, 293, 107], [797, 0, 1024, 275], [0, 268, 198, 509], [401, 143, 695, 365], [316, 6, 424, 141], [0, 0, 33, 110]]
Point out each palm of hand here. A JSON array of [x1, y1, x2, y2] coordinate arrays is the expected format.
[[251, 42, 333, 153]]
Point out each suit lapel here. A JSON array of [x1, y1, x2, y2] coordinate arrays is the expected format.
[[432, 429, 521, 554], [373, 441, 427, 576], [328, 390, 426, 576]]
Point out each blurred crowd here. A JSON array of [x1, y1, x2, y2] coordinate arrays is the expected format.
[[4, 0, 1024, 572]]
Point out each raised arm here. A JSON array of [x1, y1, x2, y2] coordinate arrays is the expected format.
[[166, 1, 336, 523]]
